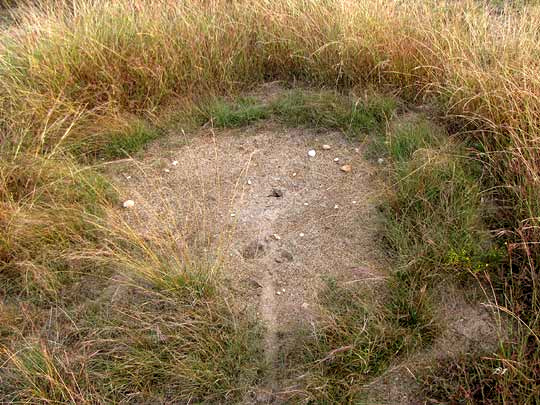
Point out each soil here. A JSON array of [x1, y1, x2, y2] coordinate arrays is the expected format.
[[108, 121, 385, 400]]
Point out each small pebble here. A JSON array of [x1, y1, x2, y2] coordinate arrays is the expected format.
[[230, 213, 236, 217], [272, 234, 281, 240], [308, 149, 316, 157], [299, 232, 305, 237], [322, 144, 331, 150], [164, 168, 170, 173], [301, 302, 309, 309], [247, 179, 252, 185], [172, 160, 178, 166], [377, 157, 385, 164], [122, 200, 135, 208], [281, 288, 286, 292], [355, 147, 360, 153], [334, 157, 339, 162], [352, 200, 357, 204], [276, 291, 281, 295], [292, 172, 297, 177], [334, 204, 339, 209], [303, 202, 309, 206], [340, 164, 352, 173]]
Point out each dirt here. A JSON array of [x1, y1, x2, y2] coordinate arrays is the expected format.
[[108, 121, 385, 400], [107, 117, 500, 404]]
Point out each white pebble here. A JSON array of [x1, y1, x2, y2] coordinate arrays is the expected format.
[[122, 200, 135, 208], [292, 172, 297, 177], [355, 147, 360, 153], [334, 157, 339, 162], [272, 234, 281, 240], [352, 200, 357, 204], [164, 168, 170, 173], [308, 149, 316, 157], [281, 288, 286, 292], [301, 302, 309, 309], [334, 204, 339, 209], [322, 144, 331, 150], [303, 202, 309, 206], [377, 157, 385, 164], [172, 160, 178, 166], [299, 233, 305, 237], [247, 179, 252, 185], [230, 213, 236, 217], [276, 291, 281, 295]]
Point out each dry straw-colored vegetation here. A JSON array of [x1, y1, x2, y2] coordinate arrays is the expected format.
[[1, 0, 539, 402]]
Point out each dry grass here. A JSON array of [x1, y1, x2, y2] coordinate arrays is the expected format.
[[0, 0, 539, 402]]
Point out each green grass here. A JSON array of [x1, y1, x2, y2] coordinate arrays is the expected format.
[[271, 89, 396, 136], [2, 282, 265, 404], [101, 121, 161, 159], [205, 97, 270, 128], [200, 90, 397, 137], [0, 156, 116, 301], [282, 276, 435, 403], [86, 287, 264, 403], [387, 120, 442, 162], [366, 116, 526, 403], [419, 348, 540, 404], [0, 86, 523, 403], [373, 117, 501, 278], [387, 269, 437, 346]]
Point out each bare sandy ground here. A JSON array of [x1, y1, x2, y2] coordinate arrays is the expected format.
[[108, 121, 385, 400], [107, 118, 498, 404]]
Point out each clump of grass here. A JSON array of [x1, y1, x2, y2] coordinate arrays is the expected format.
[[386, 120, 442, 162], [387, 269, 437, 347], [205, 97, 270, 128], [284, 277, 435, 402], [1, 183, 265, 403], [419, 345, 540, 404], [1, 282, 264, 404], [1, 343, 93, 404], [199, 90, 396, 134], [271, 89, 396, 136], [86, 287, 264, 403], [0, 155, 115, 300], [375, 117, 501, 278], [368, 116, 523, 400], [100, 120, 161, 159], [421, 354, 504, 404]]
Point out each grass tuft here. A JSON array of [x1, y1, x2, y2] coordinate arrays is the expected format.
[[271, 89, 396, 136], [284, 277, 435, 402], [85, 286, 264, 403], [101, 120, 161, 159], [0, 155, 116, 300], [374, 117, 500, 278], [205, 97, 270, 128]]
